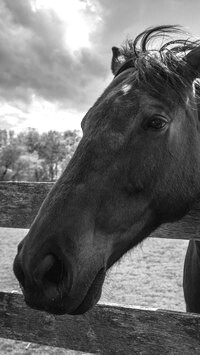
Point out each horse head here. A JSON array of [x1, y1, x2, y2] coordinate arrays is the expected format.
[[14, 26, 200, 315]]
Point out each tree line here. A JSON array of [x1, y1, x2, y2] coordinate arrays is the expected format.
[[0, 128, 81, 182]]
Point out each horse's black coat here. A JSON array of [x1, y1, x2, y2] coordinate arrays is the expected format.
[[13, 25, 200, 315]]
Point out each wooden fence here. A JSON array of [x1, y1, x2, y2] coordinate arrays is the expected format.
[[1, 181, 200, 354]]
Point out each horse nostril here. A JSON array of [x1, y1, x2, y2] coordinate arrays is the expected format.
[[44, 256, 64, 285], [34, 254, 67, 289]]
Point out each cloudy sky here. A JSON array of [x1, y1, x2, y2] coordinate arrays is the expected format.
[[1, 0, 200, 132]]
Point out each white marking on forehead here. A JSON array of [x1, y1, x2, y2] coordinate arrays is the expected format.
[[192, 81, 196, 96], [121, 83, 132, 95]]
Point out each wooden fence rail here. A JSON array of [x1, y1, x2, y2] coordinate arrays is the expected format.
[[1, 292, 200, 354], [1, 181, 200, 354], [1, 181, 200, 239]]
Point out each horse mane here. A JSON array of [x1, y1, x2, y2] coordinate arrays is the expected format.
[[121, 25, 200, 59], [119, 25, 200, 105]]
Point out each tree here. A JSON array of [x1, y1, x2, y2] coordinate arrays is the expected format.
[[0, 128, 82, 182], [12, 151, 45, 181], [17, 128, 40, 153], [38, 131, 66, 181], [0, 130, 7, 147], [0, 143, 24, 180], [9, 130, 15, 144]]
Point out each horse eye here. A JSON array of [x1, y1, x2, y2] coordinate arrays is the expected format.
[[147, 116, 168, 130]]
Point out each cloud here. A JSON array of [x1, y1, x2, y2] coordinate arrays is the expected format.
[[1, 0, 200, 125], [0, 0, 110, 113], [0, 0, 152, 115]]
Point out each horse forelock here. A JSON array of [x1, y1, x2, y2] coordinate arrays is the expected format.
[[118, 25, 200, 106]]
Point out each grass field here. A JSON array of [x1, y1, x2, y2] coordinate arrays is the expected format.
[[0, 228, 189, 354]]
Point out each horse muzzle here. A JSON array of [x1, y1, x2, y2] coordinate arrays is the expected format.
[[13, 243, 106, 315]]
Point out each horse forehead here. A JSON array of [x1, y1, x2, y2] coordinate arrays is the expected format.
[[86, 84, 140, 150], [109, 82, 133, 98], [105, 78, 136, 102], [103, 81, 139, 128], [121, 83, 133, 95], [83, 76, 141, 150]]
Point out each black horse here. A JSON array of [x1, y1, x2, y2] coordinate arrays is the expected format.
[[14, 25, 200, 315], [184, 240, 200, 313]]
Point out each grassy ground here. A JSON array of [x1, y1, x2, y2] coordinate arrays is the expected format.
[[0, 228, 188, 354]]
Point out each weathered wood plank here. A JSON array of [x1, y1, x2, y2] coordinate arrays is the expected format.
[[0, 182, 200, 241], [0, 182, 53, 228], [0, 291, 200, 354]]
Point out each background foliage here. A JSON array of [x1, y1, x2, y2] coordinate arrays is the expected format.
[[0, 128, 81, 182]]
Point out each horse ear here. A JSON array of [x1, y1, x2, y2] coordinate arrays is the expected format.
[[111, 46, 125, 75], [184, 46, 200, 80]]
